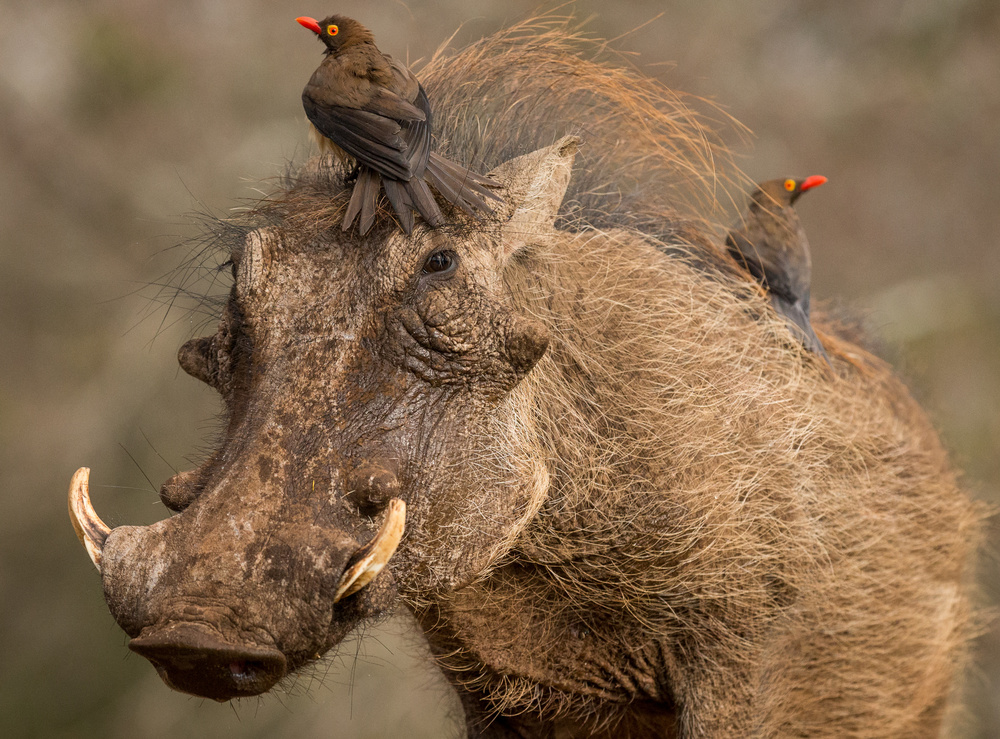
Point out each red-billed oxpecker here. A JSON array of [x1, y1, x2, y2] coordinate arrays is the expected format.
[[726, 176, 830, 362], [296, 15, 500, 235]]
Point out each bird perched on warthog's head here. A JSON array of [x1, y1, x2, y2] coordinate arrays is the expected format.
[[297, 14, 500, 235]]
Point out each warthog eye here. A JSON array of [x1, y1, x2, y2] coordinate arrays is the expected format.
[[422, 250, 458, 276]]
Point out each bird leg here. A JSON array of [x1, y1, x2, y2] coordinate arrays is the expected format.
[[344, 163, 361, 187]]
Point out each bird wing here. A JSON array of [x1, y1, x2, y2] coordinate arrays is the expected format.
[[303, 54, 432, 182], [726, 231, 771, 285], [303, 98, 413, 179], [364, 89, 426, 121], [379, 58, 432, 177], [726, 225, 803, 305], [363, 59, 426, 122], [400, 85, 432, 176]]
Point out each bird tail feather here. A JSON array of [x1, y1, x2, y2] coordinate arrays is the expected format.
[[383, 179, 416, 234], [342, 166, 381, 234], [406, 178, 445, 230], [427, 153, 502, 200], [425, 153, 502, 216], [342, 156, 501, 234], [381, 177, 444, 234]]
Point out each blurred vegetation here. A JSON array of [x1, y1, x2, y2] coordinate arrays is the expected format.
[[75, 19, 177, 122], [1, 1, 997, 736]]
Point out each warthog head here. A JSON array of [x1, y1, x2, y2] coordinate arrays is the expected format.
[[69, 138, 579, 701]]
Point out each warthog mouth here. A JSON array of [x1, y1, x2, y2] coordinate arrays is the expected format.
[[128, 622, 288, 701]]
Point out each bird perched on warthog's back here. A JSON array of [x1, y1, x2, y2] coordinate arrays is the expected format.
[[296, 14, 500, 235], [727, 176, 830, 361]]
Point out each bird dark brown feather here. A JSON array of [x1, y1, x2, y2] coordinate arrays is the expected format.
[[300, 15, 499, 234], [727, 179, 829, 362]]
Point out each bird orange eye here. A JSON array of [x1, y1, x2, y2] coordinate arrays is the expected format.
[[784, 179, 796, 192], [327, 24, 339, 36]]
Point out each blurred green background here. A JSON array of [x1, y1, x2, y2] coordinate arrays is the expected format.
[[1, 1, 997, 737]]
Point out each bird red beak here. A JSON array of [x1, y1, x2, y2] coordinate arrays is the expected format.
[[296, 16, 322, 34], [800, 175, 828, 192]]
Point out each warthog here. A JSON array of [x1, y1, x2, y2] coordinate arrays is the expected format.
[[69, 20, 980, 738]]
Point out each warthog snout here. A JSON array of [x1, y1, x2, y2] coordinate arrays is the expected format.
[[68, 466, 408, 699], [128, 623, 287, 701]]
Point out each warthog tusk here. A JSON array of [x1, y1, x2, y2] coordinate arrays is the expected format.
[[68, 467, 110, 572], [334, 498, 406, 602]]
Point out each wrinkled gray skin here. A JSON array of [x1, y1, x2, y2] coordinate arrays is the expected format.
[[86, 139, 978, 738]]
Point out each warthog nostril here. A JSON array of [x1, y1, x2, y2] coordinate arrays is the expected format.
[[228, 659, 274, 685], [129, 624, 286, 701]]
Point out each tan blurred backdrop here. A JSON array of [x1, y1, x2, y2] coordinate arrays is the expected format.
[[1, 1, 998, 737]]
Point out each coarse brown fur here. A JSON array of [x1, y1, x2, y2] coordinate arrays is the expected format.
[[423, 225, 980, 736], [87, 15, 982, 738]]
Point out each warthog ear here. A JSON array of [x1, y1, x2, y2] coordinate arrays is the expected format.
[[489, 135, 581, 259]]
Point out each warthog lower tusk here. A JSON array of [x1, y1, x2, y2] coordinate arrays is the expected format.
[[68, 467, 110, 572], [334, 498, 406, 603]]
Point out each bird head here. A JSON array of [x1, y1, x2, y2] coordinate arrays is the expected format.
[[296, 15, 374, 53], [757, 175, 828, 207]]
